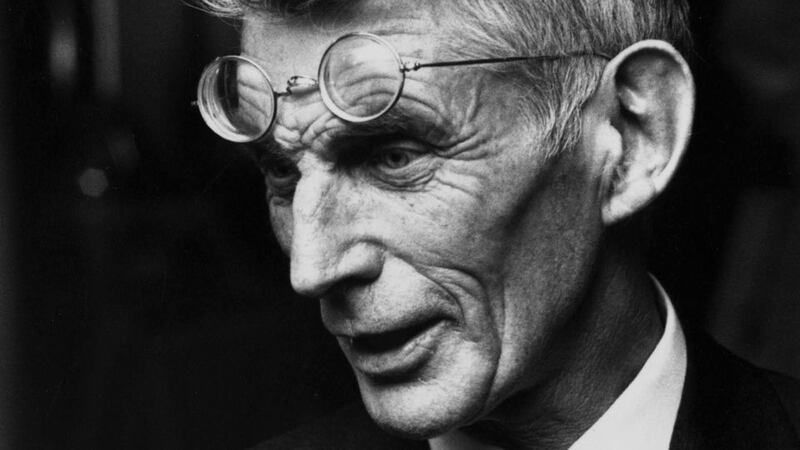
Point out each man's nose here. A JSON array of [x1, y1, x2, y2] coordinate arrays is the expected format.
[[289, 167, 383, 299]]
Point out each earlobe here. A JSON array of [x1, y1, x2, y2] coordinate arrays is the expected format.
[[591, 40, 695, 225]]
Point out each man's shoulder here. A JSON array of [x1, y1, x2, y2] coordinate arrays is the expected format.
[[250, 402, 427, 450], [672, 328, 800, 449]]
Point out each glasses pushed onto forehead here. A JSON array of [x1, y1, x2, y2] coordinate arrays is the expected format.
[[196, 32, 610, 143]]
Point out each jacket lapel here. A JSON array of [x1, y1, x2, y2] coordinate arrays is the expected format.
[[670, 330, 800, 449]]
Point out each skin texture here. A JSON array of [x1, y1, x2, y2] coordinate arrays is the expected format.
[[238, 1, 694, 447]]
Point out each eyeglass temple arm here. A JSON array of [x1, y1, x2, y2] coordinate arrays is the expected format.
[[402, 52, 612, 72]]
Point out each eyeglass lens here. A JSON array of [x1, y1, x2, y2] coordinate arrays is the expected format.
[[198, 34, 406, 142], [318, 34, 405, 123], [197, 56, 276, 142]]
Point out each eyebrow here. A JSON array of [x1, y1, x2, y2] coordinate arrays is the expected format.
[[327, 105, 454, 157], [251, 113, 414, 162], [336, 108, 421, 139], [251, 99, 455, 165], [351, 92, 462, 137]]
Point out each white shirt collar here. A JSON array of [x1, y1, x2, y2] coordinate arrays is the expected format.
[[429, 277, 687, 450]]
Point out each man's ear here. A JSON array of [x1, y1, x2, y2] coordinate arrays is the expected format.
[[588, 40, 695, 225]]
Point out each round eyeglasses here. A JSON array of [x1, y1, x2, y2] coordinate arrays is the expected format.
[[196, 32, 610, 143]]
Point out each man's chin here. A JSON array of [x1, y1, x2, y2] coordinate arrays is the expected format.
[[355, 374, 488, 440]]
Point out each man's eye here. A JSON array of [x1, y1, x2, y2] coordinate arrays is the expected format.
[[370, 145, 426, 172], [360, 141, 436, 189], [376, 149, 413, 169], [263, 162, 299, 197]]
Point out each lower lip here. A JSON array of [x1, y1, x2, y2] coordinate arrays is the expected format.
[[344, 320, 447, 380]]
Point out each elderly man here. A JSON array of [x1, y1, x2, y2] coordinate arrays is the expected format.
[[194, 0, 800, 448]]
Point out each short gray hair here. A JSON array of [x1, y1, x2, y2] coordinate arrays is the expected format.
[[444, 0, 691, 156], [195, 0, 691, 156]]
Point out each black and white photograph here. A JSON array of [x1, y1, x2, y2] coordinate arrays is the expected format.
[[1, 0, 800, 448]]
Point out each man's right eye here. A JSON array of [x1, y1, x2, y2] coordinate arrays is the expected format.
[[263, 161, 299, 199]]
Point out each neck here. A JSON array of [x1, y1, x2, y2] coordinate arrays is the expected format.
[[460, 241, 664, 449]]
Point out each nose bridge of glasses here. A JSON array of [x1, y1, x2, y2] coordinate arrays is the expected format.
[[400, 60, 422, 72], [271, 74, 332, 147], [283, 75, 320, 95]]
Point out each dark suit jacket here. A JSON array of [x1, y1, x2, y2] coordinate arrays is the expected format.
[[253, 331, 800, 449]]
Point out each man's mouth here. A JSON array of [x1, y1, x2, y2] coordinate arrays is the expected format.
[[341, 318, 447, 379], [351, 318, 440, 354]]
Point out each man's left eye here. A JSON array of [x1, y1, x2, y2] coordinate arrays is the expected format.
[[369, 141, 429, 171], [375, 148, 415, 170], [361, 142, 437, 189]]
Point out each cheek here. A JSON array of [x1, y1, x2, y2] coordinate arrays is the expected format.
[[378, 180, 510, 277], [493, 165, 603, 376]]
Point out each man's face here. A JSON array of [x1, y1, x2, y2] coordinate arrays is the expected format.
[[244, 2, 605, 438]]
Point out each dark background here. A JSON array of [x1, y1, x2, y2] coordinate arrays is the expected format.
[[1, 1, 798, 448]]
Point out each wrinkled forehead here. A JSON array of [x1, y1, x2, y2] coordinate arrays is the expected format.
[[241, 0, 449, 83]]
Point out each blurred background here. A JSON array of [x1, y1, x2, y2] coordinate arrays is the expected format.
[[0, 0, 798, 448]]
